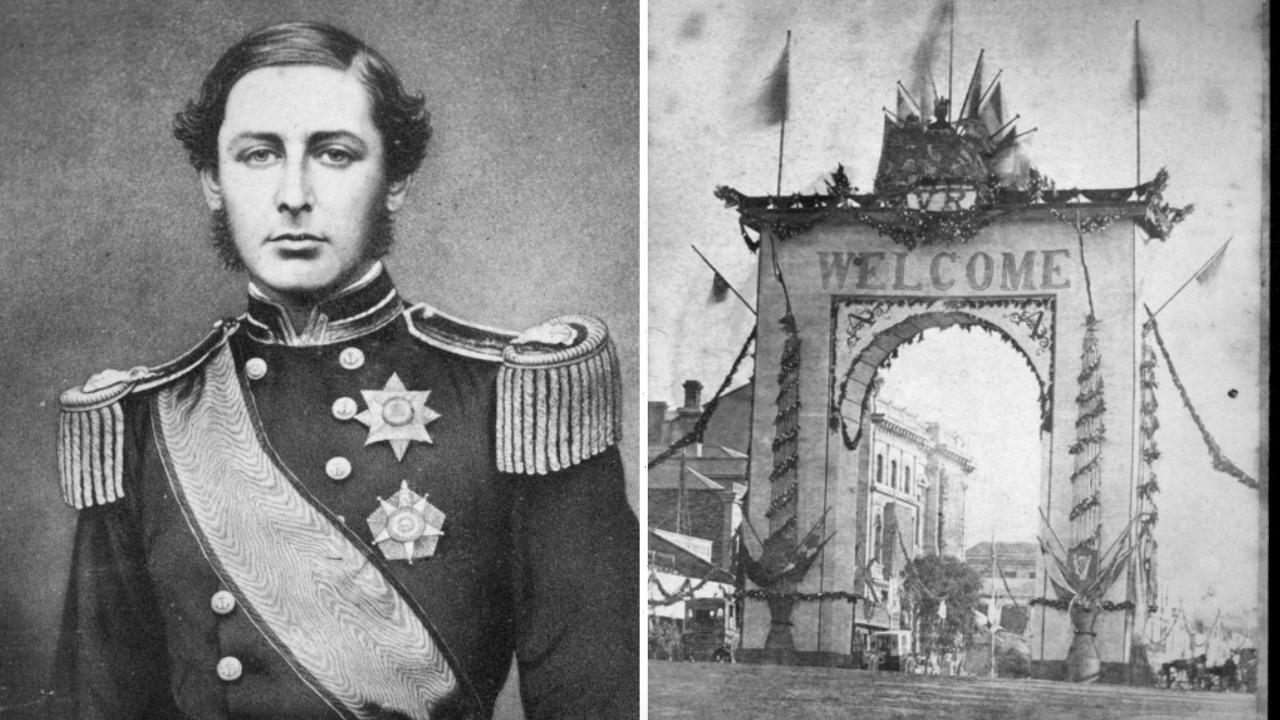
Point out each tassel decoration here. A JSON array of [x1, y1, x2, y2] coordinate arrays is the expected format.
[[57, 396, 127, 509], [497, 315, 620, 475]]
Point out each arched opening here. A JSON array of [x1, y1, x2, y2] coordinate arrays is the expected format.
[[834, 308, 1051, 453], [870, 324, 1045, 657]]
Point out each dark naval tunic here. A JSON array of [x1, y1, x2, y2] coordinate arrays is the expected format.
[[55, 267, 638, 720]]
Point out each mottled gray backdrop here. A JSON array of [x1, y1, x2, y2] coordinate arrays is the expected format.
[[0, 1, 638, 715]]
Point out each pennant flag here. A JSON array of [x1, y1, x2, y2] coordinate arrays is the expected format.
[[1132, 21, 1149, 104], [910, 0, 952, 121], [960, 50, 985, 120], [978, 83, 1003, 137], [1194, 238, 1231, 284], [757, 37, 790, 126], [896, 86, 915, 122], [710, 269, 730, 303]]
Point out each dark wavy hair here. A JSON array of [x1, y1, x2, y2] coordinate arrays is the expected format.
[[173, 22, 431, 183]]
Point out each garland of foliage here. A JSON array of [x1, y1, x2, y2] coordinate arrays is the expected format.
[[1135, 331, 1161, 612], [1030, 598, 1134, 612], [768, 311, 802, 535], [647, 328, 756, 469], [1146, 315, 1260, 490], [834, 299, 1055, 452], [764, 483, 798, 519], [648, 573, 714, 606], [735, 588, 860, 603], [715, 167, 1190, 252], [1068, 491, 1101, 521], [1068, 315, 1105, 546]]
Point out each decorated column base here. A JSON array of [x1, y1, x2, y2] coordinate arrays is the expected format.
[[1066, 606, 1102, 683]]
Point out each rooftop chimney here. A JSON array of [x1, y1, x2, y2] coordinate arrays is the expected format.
[[681, 380, 704, 412], [647, 400, 669, 447], [673, 380, 704, 454]]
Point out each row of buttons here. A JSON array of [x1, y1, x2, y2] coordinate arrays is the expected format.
[[211, 590, 242, 681], [244, 346, 367, 381], [245, 351, 366, 482]]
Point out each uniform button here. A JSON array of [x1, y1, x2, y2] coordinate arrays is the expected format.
[[245, 357, 268, 380], [338, 347, 365, 370], [210, 590, 236, 615], [217, 656, 243, 682], [325, 456, 352, 481], [332, 396, 358, 421]]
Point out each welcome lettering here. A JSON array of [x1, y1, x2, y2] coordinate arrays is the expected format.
[[817, 249, 1073, 292]]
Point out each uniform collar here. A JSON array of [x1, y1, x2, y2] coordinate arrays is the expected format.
[[244, 263, 404, 346]]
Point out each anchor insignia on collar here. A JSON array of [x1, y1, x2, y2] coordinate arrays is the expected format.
[[366, 480, 445, 564], [355, 373, 442, 461]]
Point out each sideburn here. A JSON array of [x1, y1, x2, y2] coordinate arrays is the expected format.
[[208, 206, 397, 272]]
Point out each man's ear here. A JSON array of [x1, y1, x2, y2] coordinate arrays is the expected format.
[[200, 168, 224, 211], [386, 175, 411, 212]]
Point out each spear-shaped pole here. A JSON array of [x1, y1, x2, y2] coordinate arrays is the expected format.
[[1147, 237, 1232, 321], [774, 31, 791, 196]]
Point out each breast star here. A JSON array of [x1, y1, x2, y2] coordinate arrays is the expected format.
[[367, 480, 445, 564], [354, 373, 442, 461]]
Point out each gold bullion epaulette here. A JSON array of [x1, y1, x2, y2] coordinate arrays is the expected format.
[[496, 315, 620, 475], [404, 303, 516, 361], [57, 318, 239, 509]]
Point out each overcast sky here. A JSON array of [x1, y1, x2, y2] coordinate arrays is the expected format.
[[647, 0, 1265, 623]]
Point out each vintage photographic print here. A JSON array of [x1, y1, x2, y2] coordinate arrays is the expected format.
[[0, 3, 638, 719], [646, 1, 1265, 718]]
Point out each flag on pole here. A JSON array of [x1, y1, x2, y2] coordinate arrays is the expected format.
[[710, 269, 730, 303], [1194, 238, 1231, 284], [896, 86, 916, 121], [910, 0, 952, 121], [960, 50, 985, 120], [1132, 21, 1149, 104], [758, 37, 790, 126], [978, 83, 1003, 136]]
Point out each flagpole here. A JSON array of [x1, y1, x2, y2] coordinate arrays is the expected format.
[[946, 2, 954, 123], [1148, 237, 1233, 320], [776, 30, 791, 197], [990, 531, 997, 679], [1135, 19, 1142, 186], [691, 244, 757, 315]]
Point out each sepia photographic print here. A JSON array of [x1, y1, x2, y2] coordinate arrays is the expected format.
[[1, 3, 638, 719], [646, 1, 1266, 718]]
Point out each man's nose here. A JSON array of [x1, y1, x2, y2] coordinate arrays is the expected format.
[[275, 158, 313, 217]]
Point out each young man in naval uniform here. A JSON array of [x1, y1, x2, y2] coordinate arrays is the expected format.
[[55, 22, 637, 720]]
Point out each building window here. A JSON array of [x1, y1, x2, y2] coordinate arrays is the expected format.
[[875, 454, 884, 484], [873, 511, 884, 562], [890, 460, 898, 490], [1029, 570, 1036, 579]]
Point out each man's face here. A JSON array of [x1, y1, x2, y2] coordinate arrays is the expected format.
[[201, 65, 408, 301]]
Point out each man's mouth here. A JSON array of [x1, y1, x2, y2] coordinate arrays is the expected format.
[[269, 233, 326, 259], [269, 233, 326, 244]]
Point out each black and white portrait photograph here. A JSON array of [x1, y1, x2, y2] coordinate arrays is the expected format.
[[645, 1, 1265, 718], [0, 3, 639, 719]]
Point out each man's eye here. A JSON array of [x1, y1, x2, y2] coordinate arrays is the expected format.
[[240, 148, 278, 165], [318, 148, 357, 166]]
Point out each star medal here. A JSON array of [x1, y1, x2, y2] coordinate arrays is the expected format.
[[367, 480, 445, 564], [355, 373, 442, 461]]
